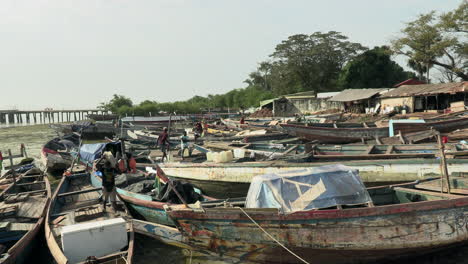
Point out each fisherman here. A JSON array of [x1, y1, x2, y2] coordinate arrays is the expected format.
[[96, 151, 118, 212], [193, 122, 203, 142], [179, 131, 191, 159], [157, 127, 170, 162]]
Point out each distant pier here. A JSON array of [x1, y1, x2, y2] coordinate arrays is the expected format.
[[0, 109, 109, 124]]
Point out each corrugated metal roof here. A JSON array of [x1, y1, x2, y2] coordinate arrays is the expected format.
[[329, 88, 389, 102], [284, 91, 316, 99], [317, 92, 340, 98], [259, 99, 275, 107], [382, 82, 468, 98]]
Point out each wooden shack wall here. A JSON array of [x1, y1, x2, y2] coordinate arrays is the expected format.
[[273, 98, 343, 116], [381, 97, 414, 113]]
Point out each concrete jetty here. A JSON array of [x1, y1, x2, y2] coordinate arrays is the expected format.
[[0, 109, 108, 124]]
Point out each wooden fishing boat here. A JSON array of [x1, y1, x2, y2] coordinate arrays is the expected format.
[[41, 134, 79, 172], [0, 167, 50, 264], [201, 141, 468, 160], [393, 115, 468, 134], [280, 123, 389, 143], [77, 141, 214, 226], [87, 114, 119, 121], [156, 158, 468, 198], [121, 115, 189, 126], [45, 172, 134, 264], [89, 171, 214, 226], [286, 121, 378, 128], [280, 116, 468, 144], [161, 176, 468, 264]]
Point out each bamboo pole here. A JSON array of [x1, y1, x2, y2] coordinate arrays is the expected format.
[[7, 149, 17, 194], [152, 162, 188, 208], [436, 132, 450, 194]]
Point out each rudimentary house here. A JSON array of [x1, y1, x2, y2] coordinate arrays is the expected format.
[[380, 82, 468, 114], [393, 78, 426, 88], [260, 91, 343, 116], [328, 88, 390, 113]]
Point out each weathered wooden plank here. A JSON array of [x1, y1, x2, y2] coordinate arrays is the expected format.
[[57, 187, 101, 198], [385, 145, 394, 154], [365, 145, 375, 155]]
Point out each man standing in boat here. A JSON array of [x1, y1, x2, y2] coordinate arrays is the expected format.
[[157, 127, 170, 162], [96, 151, 118, 212]]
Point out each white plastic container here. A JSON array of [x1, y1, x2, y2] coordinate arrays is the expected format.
[[225, 150, 233, 162], [61, 218, 128, 264], [233, 148, 245, 158], [213, 152, 222, 163], [206, 152, 213, 161]]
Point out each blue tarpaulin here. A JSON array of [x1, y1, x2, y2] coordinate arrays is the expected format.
[[79, 143, 107, 163], [79, 142, 122, 164], [245, 164, 372, 214]]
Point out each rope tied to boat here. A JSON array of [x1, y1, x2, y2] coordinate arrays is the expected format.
[[237, 207, 311, 264]]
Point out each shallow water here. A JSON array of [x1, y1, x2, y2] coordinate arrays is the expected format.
[[3, 125, 468, 264]]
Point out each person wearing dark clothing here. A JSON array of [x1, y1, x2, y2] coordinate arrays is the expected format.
[[157, 127, 170, 162], [193, 122, 203, 142], [95, 152, 118, 212], [240, 116, 245, 124]]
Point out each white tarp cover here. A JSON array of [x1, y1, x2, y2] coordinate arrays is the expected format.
[[245, 164, 372, 214]]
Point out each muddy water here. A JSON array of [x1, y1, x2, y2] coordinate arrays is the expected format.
[[0, 124, 228, 264], [3, 125, 468, 264]]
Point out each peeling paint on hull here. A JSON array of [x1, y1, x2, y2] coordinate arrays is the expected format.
[[169, 197, 468, 264], [161, 159, 468, 198]]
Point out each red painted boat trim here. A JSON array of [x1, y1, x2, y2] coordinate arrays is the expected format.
[[169, 195, 468, 221]]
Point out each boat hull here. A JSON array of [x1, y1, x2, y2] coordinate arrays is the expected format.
[[159, 159, 468, 198], [89, 172, 175, 226], [280, 124, 389, 143], [169, 197, 468, 264]]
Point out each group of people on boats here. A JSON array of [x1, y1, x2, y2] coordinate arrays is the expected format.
[[155, 122, 204, 162]]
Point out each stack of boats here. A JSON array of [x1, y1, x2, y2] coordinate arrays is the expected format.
[[27, 111, 468, 263]]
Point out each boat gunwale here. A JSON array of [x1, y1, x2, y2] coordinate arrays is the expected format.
[[90, 172, 215, 210], [1, 170, 51, 264], [45, 172, 134, 264], [168, 184, 468, 222]]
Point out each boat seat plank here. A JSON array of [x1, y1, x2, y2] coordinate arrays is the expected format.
[[415, 183, 468, 195], [365, 145, 375, 155], [385, 145, 394, 154], [15, 181, 45, 187], [60, 198, 102, 212], [57, 187, 101, 198], [14, 196, 47, 219], [4, 189, 47, 197], [393, 187, 463, 199], [9, 223, 35, 232], [0, 206, 17, 219]]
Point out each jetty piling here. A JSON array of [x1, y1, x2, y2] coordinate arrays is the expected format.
[[0, 109, 108, 125]]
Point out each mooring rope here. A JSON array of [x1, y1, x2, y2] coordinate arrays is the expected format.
[[238, 207, 311, 264]]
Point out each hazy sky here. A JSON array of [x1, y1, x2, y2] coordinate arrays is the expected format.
[[0, 0, 462, 110]]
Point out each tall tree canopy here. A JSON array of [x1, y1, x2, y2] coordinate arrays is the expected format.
[[99, 94, 133, 113], [392, 2, 467, 81], [338, 46, 415, 88], [270, 31, 367, 94], [244, 31, 367, 96]]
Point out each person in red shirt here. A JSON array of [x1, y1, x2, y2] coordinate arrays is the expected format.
[[157, 127, 170, 162]]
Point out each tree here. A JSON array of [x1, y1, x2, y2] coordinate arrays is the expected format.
[[338, 46, 415, 88], [270, 31, 367, 94], [392, 3, 467, 81], [99, 94, 133, 114]]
